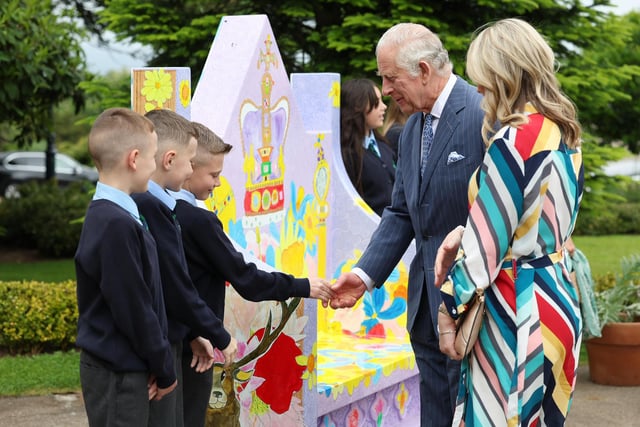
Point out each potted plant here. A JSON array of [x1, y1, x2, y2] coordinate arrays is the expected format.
[[585, 254, 640, 386]]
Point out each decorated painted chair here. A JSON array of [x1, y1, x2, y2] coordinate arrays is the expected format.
[[131, 14, 420, 426]]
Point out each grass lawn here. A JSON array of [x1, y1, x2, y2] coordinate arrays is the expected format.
[[0, 350, 80, 396], [0, 258, 75, 282], [571, 234, 639, 277]]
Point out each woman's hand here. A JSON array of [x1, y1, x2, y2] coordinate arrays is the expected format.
[[438, 307, 463, 360], [434, 226, 464, 288]]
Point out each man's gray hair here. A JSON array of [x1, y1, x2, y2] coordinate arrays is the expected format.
[[376, 23, 452, 77]]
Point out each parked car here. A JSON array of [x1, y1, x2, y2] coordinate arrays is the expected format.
[[0, 151, 98, 198]]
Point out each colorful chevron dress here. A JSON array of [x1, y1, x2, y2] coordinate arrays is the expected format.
[[441, 104, 584, 426]]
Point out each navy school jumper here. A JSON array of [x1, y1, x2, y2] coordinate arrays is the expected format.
[[173, 196, 310, 324], [132, 191, 231, 349], [75, 199, 176, 388]]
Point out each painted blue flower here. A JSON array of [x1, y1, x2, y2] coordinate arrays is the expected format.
[[362, 284, 407, 334], [287, 182, 318, 252]]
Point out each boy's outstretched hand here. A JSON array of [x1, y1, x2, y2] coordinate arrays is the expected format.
[[308, 278, 336, 307], [329, 272, 366, 309]]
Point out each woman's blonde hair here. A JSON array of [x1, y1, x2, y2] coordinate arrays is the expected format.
[[466, 18, 581, 148]]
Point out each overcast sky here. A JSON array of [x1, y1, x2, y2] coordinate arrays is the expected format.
[[82, 1, 639, 74], [82, 33, 151, 75]]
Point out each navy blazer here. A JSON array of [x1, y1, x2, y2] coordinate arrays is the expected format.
[[343, 138, 396, 216], [355, 76, 485, 341]]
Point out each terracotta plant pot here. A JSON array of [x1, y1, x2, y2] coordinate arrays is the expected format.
[[585, 322, 640, 386]]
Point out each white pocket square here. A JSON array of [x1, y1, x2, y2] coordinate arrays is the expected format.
[[447, 151, 465, 165]]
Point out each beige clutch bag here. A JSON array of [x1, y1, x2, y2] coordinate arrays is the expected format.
[[454, 288, 486, 356]]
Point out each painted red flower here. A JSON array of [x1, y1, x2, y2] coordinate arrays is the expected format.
[[252, 328, 305, 414]]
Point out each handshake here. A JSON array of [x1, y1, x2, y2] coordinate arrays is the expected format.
[[309, 272, 367, 309]]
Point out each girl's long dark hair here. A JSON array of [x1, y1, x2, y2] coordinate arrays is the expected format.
[[340, 78, 385, 193]]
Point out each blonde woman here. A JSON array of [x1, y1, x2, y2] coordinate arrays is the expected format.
[[381, 98, 408, 155], [434, 18, 583, 426]]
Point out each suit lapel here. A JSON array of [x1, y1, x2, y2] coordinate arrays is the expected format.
[[407, 115, 423, 200], [419, 77, 466, 200]]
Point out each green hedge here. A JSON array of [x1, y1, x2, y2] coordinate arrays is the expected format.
[[0, 280, 78, 355], [0, 180, 92, 257], [574, 179, 640, 236]]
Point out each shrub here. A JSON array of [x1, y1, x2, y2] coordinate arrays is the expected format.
[[0, 180, 91, 257], [615, 203, 640, 234], [0, 280, 78, 355], [575, 193, 640, 235], [575, 210, 619, 235], [592, 254, 640, 325]]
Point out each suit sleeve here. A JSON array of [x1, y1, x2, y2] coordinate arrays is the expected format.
[[356, 118, 416, 285]]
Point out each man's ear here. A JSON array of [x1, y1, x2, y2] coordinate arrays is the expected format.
[[162, 150, 177, 170], [419, 60, 432, 84]]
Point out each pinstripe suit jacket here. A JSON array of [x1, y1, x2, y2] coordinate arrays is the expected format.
[[356, 76, 485, 342]]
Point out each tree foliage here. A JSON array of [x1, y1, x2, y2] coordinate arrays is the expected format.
[[567, 12, 640, 153], [95, 0, 640, 234], [60, 0, 107, 41], [97, 1, 614, 78], [97, 1, 639, 148], [0, 0, 87, 147]]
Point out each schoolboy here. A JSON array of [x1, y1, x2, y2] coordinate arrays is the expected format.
[[132, 109, 237, 427], [75, 107, 177, 427], [172, 122, 335, 426]]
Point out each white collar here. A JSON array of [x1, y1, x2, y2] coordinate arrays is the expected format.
[[430, 73, 457, 120]]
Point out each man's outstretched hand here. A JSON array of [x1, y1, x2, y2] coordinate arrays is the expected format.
[[329, 272, 366, 309]]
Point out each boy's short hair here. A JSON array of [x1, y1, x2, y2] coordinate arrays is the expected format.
[[191, 122, 233, 164], [145, 109, 198, 151], [89, 107, 155, 170]]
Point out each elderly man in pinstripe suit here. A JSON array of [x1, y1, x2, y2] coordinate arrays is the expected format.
[[331, 23, 485, 427]]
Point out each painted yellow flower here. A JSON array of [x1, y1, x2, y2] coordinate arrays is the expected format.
[[179, 79, 191, 107], [395, 382, 409, 416], [296, 342, 318, 390], [281, 241, 305, 276], [329, 81, 340, 108], [141, 69, 173, 107]]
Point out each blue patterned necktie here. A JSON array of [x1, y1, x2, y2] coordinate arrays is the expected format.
[[420, 113, 434, 176]]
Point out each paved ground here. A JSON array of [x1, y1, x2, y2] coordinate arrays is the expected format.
[[0, 393, 87, 427], [568, 366, 640, 427], [0, 366, 638, 426]]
